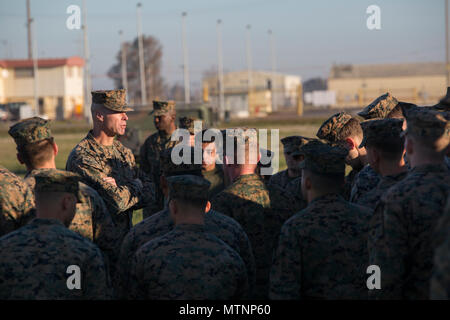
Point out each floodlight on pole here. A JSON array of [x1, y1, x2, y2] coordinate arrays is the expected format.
[[216, 19, 225, 119], [181, 12, 190, 104], [137, 2, 147, 105]]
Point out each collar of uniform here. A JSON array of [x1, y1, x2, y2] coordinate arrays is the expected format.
[[174, 223, 206, 233], [159, 127, 177, 141], [379, 170, 408, 187], [26, 168, 55, 179], [30, 218, 65, 227], [86, 130, 116, 151], [308, 193, 343, 206], [410, 163, 449, 175], [233, 173, 260, 184]]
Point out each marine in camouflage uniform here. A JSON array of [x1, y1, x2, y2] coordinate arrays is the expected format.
[[316, 112, 366, 200], [127, 175, 249, 300], [140, 100, 179, 218], [349, 93, 401, 203], [66, 90, 155, 242], [368, 107, 450, 299], [8, 117, 120, 271], [0, 166, 35, 237], [430, 195, 450, 299], [0, 171, 112, 299], [198, 128, 226, 197], [269, 141, 372, 300], [354, 118, 408, 208], [116, 146, 255, 298], [211, 128, 272, 299], [268, 136, 308, 191], [116, 127, 142, 164], [268, 139, 312, 228]]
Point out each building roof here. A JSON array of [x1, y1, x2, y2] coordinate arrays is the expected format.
[[0, 56, 84, 69], [330, 62, 445, 79]]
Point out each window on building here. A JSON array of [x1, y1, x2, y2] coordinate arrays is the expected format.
[[15, 68, 33, 78]]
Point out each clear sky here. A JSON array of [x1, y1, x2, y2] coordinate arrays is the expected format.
[[0, 0, 445, 91]]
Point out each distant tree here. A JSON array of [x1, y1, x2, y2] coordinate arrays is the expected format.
[[165, 83, 185, 101], [108, 35, 164, 105]]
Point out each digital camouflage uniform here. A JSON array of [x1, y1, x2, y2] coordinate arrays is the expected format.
[[8, 116, 121, 269], [127, 175, 249, 300], [0, 171, 112, 299], [0, 166, 35, 237], [202, 164, 225, 198], [140, 100, 179, 218], [368, 108, 450, 299], [354, 118, 408, 208], [430, 195, 450, 299], [268, 136, 307, 192], [316, 112, 359, 200], [25, 169, 120, 272], [116, 147, 255, 298], [211, 128, 272, 299], [66, 90, 155, 243], [270, 141, 372, 300]]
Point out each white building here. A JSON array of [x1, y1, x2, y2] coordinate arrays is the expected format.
[[0, 56, 84, 119], [203, 70, 301, 119]]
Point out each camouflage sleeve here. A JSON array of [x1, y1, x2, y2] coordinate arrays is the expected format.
[[66, 153, 145, 213], [269, 221, 302, 300], [237, 229, 256, 299], [114, 228, 137, 299], [82, 247, 114, 299], [126, 250, 148, 300], [430, 238, 450, 300], [0, 173, 36, 237], [233, 256, 250, 300], [89, 188, 122, 277], [139, 141, 152, 175], [368, 197, 407, 299]]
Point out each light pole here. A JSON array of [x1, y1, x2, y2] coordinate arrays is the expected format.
[[119, 30, 128, 96], [268, 29, 277, 111], [246, 25, 253, 114], [82, 0, 92, 123], [216, 19, 225, 120], [181, 12, 190, 104], [137, 2, 147, 105]]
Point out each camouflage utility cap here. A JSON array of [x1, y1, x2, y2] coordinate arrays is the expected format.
[[167, 174, 211, 202], [403, 107, 449, 140], [316, 112, 353, 143], [298, 140, 348, 175], [160, 147, 202, 176], [281, 136, 308, 154], [8, 117, 51, 147], [358, 92, 398, 119], [179, 117, 201, 135], [34, 169, 81, 202], [359, 118, 404, 148], [150, 100, 175, 116], [91, 89, 133, 112], [289, 137, 316, 157]]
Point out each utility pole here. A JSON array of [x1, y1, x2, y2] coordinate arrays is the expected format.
[[446, 0, 449, 87], [119, 30, 128, 96], [137, 2, 147, 106], [30, 18, 38, 114], [268, 29, 277, 111], [245, 25, 253, 115], [82, 0, 92, 123], [26, 0, 32, 59], [216, 19, 225, 120], [181, 12, 190, 104]]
